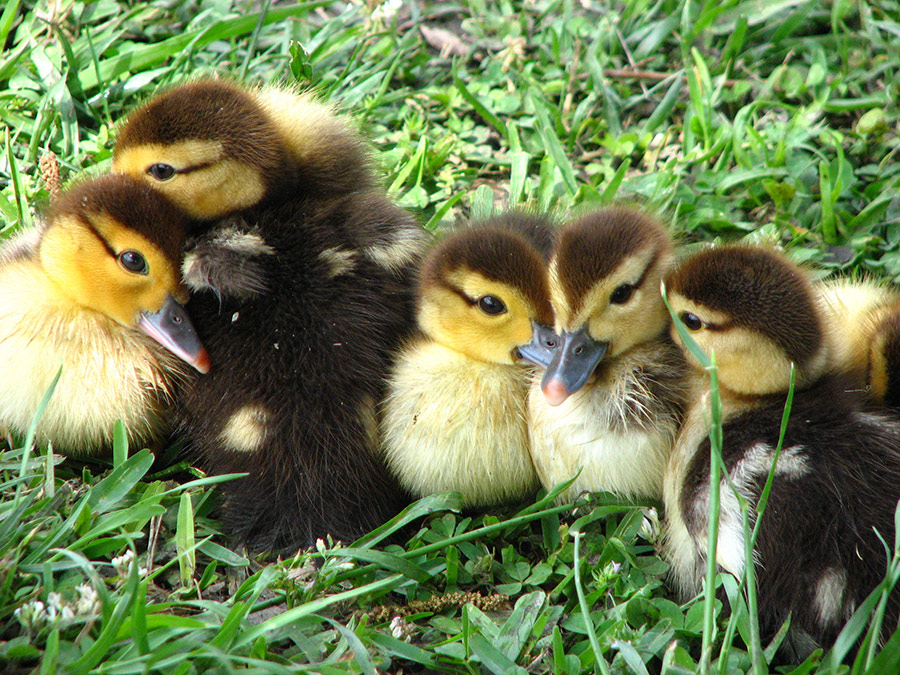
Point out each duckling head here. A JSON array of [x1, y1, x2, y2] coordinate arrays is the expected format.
[[666, 246, 827, 396], [541, 208, 674, 405], [418, 225, 555, 365], [112, 79, 371, 221], [40, 175, 210, 373]]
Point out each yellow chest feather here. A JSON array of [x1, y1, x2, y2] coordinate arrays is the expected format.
[[528, 343, 683, 503], [381, 341, 539, 506], [0, 261, 184, 453]]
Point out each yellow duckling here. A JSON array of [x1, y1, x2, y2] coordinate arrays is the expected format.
[[112, 79, 429, 552], [664, 245, 900, 657], [816, 277, 900, 406], [528, 207, 688, 502], [381, 214, 557, 507], [0, 174, 208, 453]]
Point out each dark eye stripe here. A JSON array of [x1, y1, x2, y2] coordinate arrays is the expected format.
[[84, 222, 117, 259], [175, 162, 213, 174]]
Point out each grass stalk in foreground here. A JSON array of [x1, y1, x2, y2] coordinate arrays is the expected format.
[[663, 282, 724, 675]]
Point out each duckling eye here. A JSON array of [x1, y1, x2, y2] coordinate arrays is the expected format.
[[148, 163, 176, 181], [543, 336, 558, 349], [477, 295, 507, 315], [680, 312, 702, 331], [610, 283, 634, 304], [119, 250, 148, 274]]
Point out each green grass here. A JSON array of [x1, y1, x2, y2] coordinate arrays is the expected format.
[[2, 0, 900, 672]]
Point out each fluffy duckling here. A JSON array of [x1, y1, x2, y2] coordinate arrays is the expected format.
[[0, 175, 208, 453], [817, 277, 900, 407], [112, 79, 429, 552], [664, 245, 900, 655], [528, 208, 688, 503], [381, 214, 557, 507]]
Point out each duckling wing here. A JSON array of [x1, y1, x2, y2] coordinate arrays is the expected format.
[[182, 216, 274, 300]]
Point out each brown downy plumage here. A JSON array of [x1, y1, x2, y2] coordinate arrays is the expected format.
[[113, 79, 429, 553], [0, 175, 208, 453], [528, 207, 688, 503], [665, 245, 900, 659], [382, 213, 557, 507]]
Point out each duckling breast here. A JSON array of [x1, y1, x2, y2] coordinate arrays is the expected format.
[[0, 259, 182, 451], [382, 340, 539, 507], [529, 335, 687, 502]]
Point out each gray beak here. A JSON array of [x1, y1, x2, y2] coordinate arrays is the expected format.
[[138, 295, 210, 374], [540, 326, 608, 406], [515, 321, 560, 368]]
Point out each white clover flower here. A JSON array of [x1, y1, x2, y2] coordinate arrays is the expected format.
[[75, 584, 100, 616], [111, 549, 136, 576], [639, 506, 661, 542], [14, 600, 48, 632], [371, 0, 402, 23], [47, 592, 64, 611], [44, 603, 59, 626], [389, 616, 413, 641]]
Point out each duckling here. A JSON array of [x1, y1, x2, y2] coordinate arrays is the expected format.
[[664, 245, 900, 655], [817, 277, 900, 406], [0, 174, 208, 453], [381, 214, 557, 507], [528, 207, 688, 503], [112, 79, 430, 552]]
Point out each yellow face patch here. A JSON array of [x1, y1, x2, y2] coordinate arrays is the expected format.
[[418, 269, 539, 364], [113, 140, 265, 219], [39, 213, 180, 326], [668, 293, 796, 396]]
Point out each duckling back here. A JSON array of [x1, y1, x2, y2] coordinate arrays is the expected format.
[[664, 245, 900, 656], [817, 277, 900, 407], [177, 185, 423, 552], [381, 216, 555, 506]]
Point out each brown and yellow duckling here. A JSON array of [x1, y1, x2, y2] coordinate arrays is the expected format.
[[381, 214, 557, 507], [817, 277, 900, 407], [0, 174, 208, 453], [664, 245, 900, 656], [528, 208, 688, 502], [112, 79, 429, 552]]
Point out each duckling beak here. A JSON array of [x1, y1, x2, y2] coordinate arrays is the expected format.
[[515, 322, 560, 368], [139, 295, 211, 374], [540, 327, 607, 406]]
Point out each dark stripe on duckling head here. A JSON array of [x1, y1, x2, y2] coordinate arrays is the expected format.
[[420, 226, 554, 326], [46, 175, 188, 265], [668, 246, 822, 367], [115, 80, 282, 176], [555, 208, 671, 316]]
